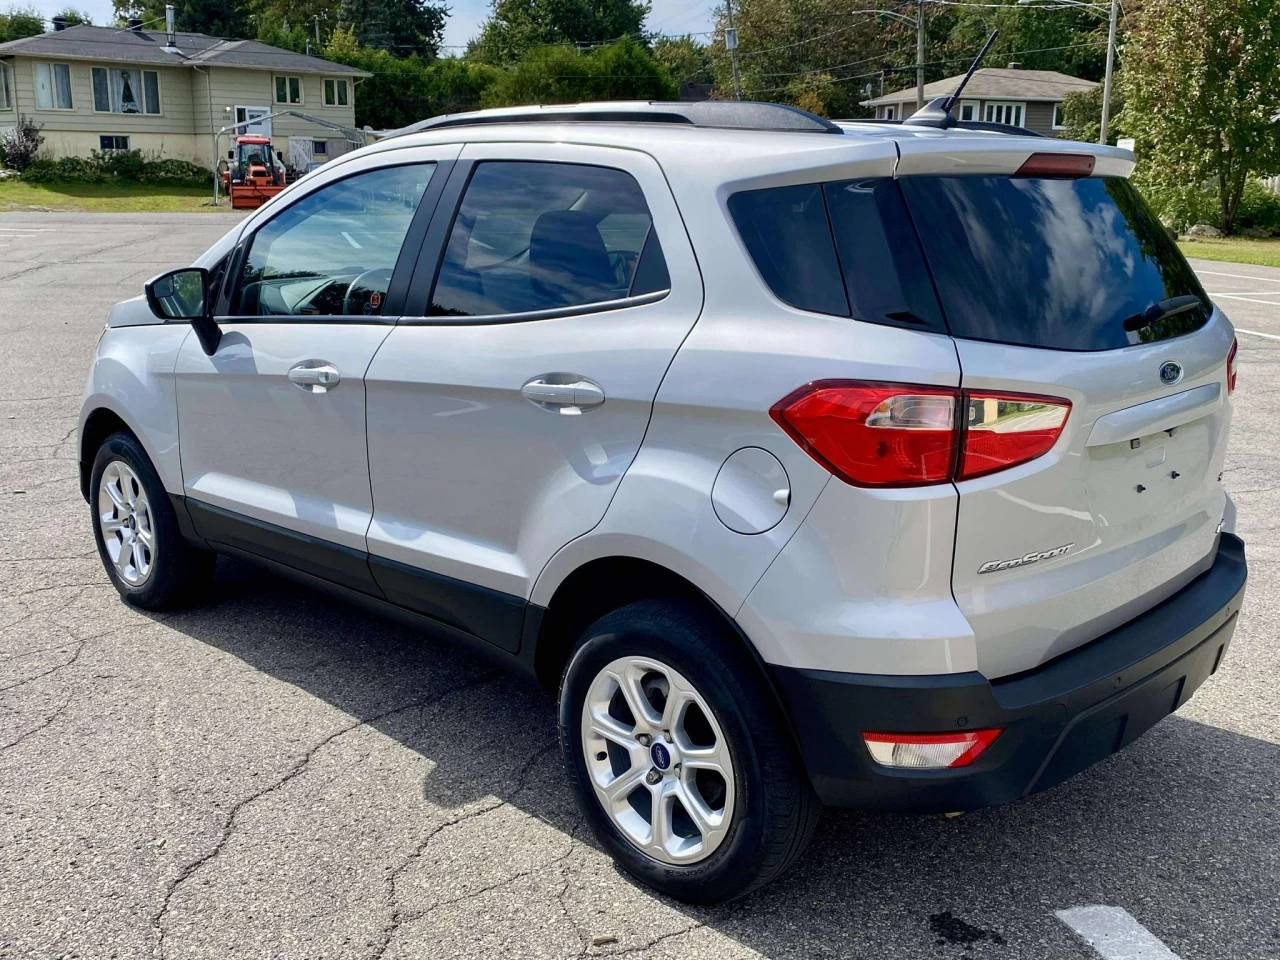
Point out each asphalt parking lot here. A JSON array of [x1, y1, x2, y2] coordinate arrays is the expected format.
[[1, 212, 1278, 960]]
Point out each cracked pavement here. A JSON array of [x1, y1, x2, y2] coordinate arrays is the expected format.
[[1, 215, 1278, 960]]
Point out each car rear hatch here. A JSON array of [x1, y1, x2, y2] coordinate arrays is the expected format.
[[894, 144, 1236, 678]]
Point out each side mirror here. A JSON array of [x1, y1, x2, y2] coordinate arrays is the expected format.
[[144, 267, 221, 355]]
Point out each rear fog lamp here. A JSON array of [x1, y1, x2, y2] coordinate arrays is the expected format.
[[862, 729, 1004, 769]]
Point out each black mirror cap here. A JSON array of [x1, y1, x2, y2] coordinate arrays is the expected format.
[[144, 267, 221, 355]]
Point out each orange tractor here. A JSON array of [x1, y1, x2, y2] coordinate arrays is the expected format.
[[220, 135, 288, 209]]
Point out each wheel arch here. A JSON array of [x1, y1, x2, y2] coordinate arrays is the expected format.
[[79, 406, 137, 502]]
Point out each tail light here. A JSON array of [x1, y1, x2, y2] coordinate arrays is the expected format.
[[772, 381, 1070, 488], [1227, 337, 1238, 394], [862, 729, 1004, 769], [1014, 152, 1096, 178]]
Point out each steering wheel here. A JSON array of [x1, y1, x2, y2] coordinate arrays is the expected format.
[[342, 268, 394, 316]]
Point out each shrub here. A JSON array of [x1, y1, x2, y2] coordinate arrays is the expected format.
[[21, 156, 103, 183], [18, 150, 209, 186], [1235, 180, 1280, 234], [1, 116, 44, 172]]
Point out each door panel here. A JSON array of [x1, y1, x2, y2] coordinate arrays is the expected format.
[[365, 144, 704, 600]]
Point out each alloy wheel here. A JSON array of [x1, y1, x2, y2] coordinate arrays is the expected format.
[[97, 460, 156, 587]]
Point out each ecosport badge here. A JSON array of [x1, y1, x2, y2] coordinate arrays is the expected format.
[[978, 543, 1074, 575]]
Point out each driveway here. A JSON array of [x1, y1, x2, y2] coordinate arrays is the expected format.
[[1, 215, 1277, 960]]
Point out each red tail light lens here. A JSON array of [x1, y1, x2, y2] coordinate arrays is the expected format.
[[770, 382, 958, 487], [862, 728, 1004, 769], [1014, 152, 1096, 178], [1227, 337, 1238, 394], [959, 393, 1071, 480], [773, 381, 1070, 488]]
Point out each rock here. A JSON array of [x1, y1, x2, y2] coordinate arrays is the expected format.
[[1240, 226, 1272, 238], [1187, 223, 1223, 238]]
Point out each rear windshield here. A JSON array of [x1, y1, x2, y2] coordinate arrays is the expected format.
[[728, 175, 1211, 351]]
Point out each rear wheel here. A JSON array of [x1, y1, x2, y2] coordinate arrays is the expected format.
[[559, 598, 819, 903], [90, 432, 215, 610]]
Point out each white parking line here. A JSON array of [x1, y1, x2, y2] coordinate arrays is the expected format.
[[1197, 269, 1280, 283], [1206, 291, 1280, 296], [1237, 328, 1280, 341], [1056, 906, 1182, 960], [1215, 294, 1280, 307]]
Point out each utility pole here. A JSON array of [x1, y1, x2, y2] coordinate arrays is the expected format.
[[915, 0, 925, 114], [1098, 0, 1117, 144], [725, 0, 743, 101]]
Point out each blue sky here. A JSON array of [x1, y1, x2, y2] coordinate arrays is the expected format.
[[22, 0, 717, 53]]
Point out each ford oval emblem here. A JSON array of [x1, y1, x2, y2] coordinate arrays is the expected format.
[[650, 742, 671, 770], [1159, 361, 1183, 385]]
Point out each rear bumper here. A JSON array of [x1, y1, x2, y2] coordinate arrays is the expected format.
[[770, 533, 1247, 812]]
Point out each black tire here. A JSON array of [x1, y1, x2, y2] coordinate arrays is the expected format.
[[89, 431, 215, 610], [559, 598, 820, 904]]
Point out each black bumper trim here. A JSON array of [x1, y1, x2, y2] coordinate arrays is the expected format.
[[771, 533, 1247, 812]]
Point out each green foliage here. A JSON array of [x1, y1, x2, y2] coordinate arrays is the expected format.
[[0, 6, 44, 41], [937, 2, 1107, 83], [1141, 182, 1218, 232], [0, 116, 43, 172], [653, 35, 713, 86], [53, 7, 93, 25], [337, 0, 447, 56], [325, 30, 502, 128], [113, 0, 253, 35], [20, 151, 208, 185], [1060, 85, 1123, 145], [480, 38, 676, 108], [469, 0, 649, 67], [1122, 0, 1280, 235], [1237, 181, 1280, 234]]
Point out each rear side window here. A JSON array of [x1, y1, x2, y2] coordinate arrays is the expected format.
[[899, 176, 1211, 350], [430, 161, 670, 318], [727, 180, 945, 332]]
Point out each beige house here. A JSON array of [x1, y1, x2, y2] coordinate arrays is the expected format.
[[0, 23, 371, 170], [861, 66, 1097, 138]]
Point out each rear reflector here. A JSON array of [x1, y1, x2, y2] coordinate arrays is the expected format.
[[1014, 152, 1096, 178], [1227, 337, 1238, 394], [772, 381, 1070, 488], [862, 729, 1004, 769]]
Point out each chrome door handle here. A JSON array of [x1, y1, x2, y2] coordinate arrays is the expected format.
[[521, 376, 606, 414], [288, 362, 341, 393]]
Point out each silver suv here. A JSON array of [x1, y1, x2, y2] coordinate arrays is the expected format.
[[78, 102, 1248, 904]]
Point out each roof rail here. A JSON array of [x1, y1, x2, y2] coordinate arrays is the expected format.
[[840, 114, 1046, 138], [389, 101, 844, 138]]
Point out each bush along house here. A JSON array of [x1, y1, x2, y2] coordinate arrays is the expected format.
[[861, 63, 1097, 137], [0, 11, 371, 172]]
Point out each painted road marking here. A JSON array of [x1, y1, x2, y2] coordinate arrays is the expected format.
[[1237, 328, 1280, 341], [1214, 293, 1280, 307], [1206, 290, 1280, 296], [341, 231, 362, 249], [1196, 269, 1280, 283], [1056, 906, 1182, 960]]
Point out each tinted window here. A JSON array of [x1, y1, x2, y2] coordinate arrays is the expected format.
[[899, 176, 1211, 350], [232, 164, 433, 318], [823, 179, 945, 332], [430, 161, 669, 318], [727, 184, 849, 317]]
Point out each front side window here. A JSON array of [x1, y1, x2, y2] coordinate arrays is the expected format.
[[232, 163, 435, 318], [92, 67, 160, 114], [275, 75, 302, 104], [430, 161, 670, 318], [985, 102, 1024, 126], [0, 64, 11, 111], [34, 62, 73, 110], [323, 78, 349, 106]]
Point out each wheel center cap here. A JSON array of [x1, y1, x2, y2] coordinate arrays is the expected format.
[[650, 741, 672, 770]]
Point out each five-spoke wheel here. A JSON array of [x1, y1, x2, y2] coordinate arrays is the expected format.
[[97, 460, 156, 586]]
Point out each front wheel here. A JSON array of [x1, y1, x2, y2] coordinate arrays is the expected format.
[[559, 599, 819, 903]]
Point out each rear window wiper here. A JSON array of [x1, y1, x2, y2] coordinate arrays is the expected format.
[[1122, 295, 1204, 333]]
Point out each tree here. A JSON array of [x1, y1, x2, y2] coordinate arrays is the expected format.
[[337, 0, 447, 57], [1060, 85, 1123, 144], [53, 7, 93, 25], [469, 0, 649, 67], [653, 35, 713, 86], [112, 0, 252, 36], [0, 6, 44, 42], [1122, 0, 1280, 234], [481, 38, 676, 106]]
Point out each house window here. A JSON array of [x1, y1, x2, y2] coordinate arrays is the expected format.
[[1053, 103, 1067, 129], [882, 105, 896, 120], [274, 75, 302, 105], [323, 78, 349, 107], [0, 64, 11, 110], [984, 102, 1024, 127], [959, 102, 976, 121], [312, 139, 328, 155], [99, 135, 130, 151], [34, 62, 73, 110], [91, 67, 160, 114]]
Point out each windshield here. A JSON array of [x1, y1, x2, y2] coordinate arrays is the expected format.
[[898, 175, 1211, 351]]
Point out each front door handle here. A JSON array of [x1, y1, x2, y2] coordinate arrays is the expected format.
[[522, 376, 606, 414], [288, 361, 341, 393]]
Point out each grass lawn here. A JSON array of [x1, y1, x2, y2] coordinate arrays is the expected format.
[[0, 180, 224, 213], [1178, 236, 1280, 269]]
